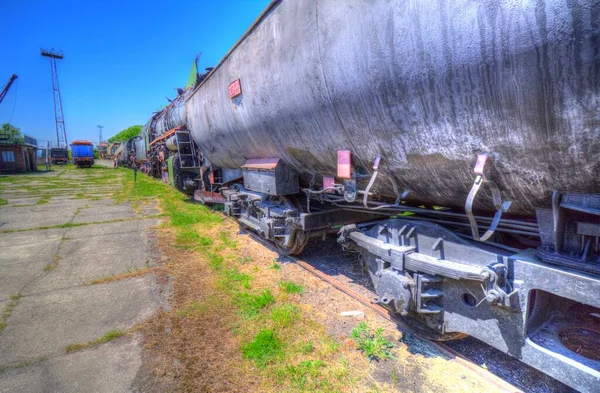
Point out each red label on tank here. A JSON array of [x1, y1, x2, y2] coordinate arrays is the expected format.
[[337, 150, 351, 179], [228, 79, 242, 98]]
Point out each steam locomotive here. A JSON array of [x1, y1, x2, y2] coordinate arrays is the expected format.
[[118, 1, 600, 391]]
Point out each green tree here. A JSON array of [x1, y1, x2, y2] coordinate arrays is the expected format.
[[0, 123, 24, 144], [107, 125, 142, 143]]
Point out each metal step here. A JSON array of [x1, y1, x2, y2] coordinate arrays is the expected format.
[[415, 274, 444, 314], [418, 304, 443, 314], [419, 275, 443, 284], [420, 289, 444, 299]]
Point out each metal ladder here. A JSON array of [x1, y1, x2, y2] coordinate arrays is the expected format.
[[174, 130, 199, 169]]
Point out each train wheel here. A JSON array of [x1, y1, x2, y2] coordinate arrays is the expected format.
[[274, 229, 308, 256]]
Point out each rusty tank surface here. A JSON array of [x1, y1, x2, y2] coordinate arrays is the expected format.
[[185, 0, 599, 217]]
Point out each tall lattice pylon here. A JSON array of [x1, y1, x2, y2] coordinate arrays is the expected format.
[[41, 48, 67, 148]]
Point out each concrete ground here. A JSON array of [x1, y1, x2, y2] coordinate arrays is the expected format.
[[0, 166, 164, 392], [95, 159, 114, 169]]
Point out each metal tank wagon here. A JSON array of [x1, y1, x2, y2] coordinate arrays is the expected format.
[[126, 1, 600, 391]]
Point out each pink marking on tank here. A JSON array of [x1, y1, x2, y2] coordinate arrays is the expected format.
[[323, 176, 335, 193], [337, 150, 351, 179], [474, 154, 488, 175]]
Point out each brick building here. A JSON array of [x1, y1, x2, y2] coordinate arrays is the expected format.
[[0, 134, 38, 173]]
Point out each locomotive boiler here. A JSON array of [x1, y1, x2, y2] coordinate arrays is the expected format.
[[135, 0, 600, 391]]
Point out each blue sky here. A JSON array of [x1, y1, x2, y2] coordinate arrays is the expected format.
[[0, 0, 270, 145]]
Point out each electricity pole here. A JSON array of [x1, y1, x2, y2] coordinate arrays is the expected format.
[[97, 125, 104, 145], [40, 48, 67, 149]]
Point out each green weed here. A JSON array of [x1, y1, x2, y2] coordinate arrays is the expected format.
[[269, 262, 281, 270], [279, 281, 304, 294], [324, 337, 341, 354], [239, 256, 253, 264], [175, 230, 213, 249], [1, 294, 24, 335], [300, 341, 314, 354], [207, 252, 224, 271], [0, 357, 47, 373], [279, 360, 326, 390], [175, 230, 201, 249], [350, 322, 395, 361], [219, 232, 238, 249], [65, 329, 123, 352], [36, 195, 50, 205], [199, 236, 213, 246], [237, 290, 276, 318], [270, 303, 301, 328], [242, 329, 284, 367], [220, 268, 253, 290]]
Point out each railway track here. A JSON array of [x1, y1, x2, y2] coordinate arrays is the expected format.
[[246, 231, 576, 393]]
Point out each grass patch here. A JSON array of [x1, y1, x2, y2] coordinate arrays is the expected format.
[[170, 210, 213, 227], [323, 336, 342, 355], [270, 303, 301, 328], [207, 252, 224, 271], [175, 230, 201, 249], [279, 280, 304, 294], [175, 230, 213, 250], [239, 256, 253, 264], [0, 357, 47, 373], [36, 195, 51, 205], [237, 290, 276, 318], [0, 294, 23, 335], [219, 232, 237, 249], [242, 329, 284, 367], [220, 268, 253, 290], [176, 300, 209, 318], [65, 329, 123, 353], [278, 360, 327, 391], [350, 322, 395, 361], [299, 341, 314, 354], [269, 262, 281, 270]]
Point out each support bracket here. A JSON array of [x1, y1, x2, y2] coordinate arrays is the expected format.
[[465, 154, 511, 242]]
